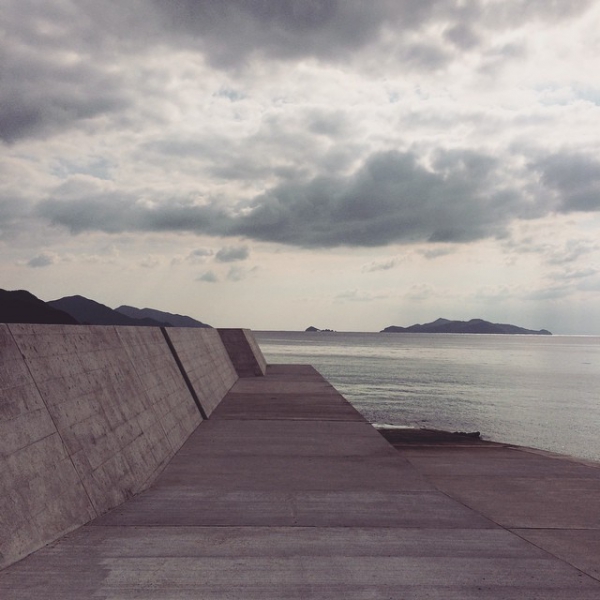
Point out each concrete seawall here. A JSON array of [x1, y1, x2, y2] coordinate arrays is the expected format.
[[0, 324, 262, 569], [3, 360, 600, 597]]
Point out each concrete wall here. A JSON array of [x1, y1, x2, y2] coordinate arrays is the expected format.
[[218, 328, 267, 377], [165, 328, 238, 417], [0, 324, 96, 572], [0, 324, 265, 569]]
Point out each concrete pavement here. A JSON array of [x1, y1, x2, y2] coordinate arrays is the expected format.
[[1, 363, 599, 598]]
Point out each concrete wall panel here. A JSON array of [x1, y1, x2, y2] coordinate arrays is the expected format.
[[1, 324, 220, 569], [116, 327, 203, 452], [218, 328, 268, 377], [242, 329, 268, 375], [0, 324, 95, 570], [0, 323, 257, 569], [165, 328, 238, 417]]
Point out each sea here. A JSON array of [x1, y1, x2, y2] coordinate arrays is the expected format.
[[255, 331, 600, 464]]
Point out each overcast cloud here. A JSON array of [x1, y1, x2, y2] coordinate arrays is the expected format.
[[2, 0, 600, 333]]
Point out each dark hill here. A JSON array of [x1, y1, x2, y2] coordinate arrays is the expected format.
[[382, 318, 551, 335], [48, 295, 168, 327], [0, 289, 78, 324], [116, 305, 210, 328]]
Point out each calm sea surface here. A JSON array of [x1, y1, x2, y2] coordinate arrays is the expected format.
[[255, 331, 600, 463]]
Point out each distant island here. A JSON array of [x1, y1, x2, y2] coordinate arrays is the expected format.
[[305, 326, 335, 332], [381, 318, 552, 335]]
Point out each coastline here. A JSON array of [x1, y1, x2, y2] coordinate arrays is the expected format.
[[377, 426, 600, 469]]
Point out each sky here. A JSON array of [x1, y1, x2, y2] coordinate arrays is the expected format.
[[2, 0, 600, 334]]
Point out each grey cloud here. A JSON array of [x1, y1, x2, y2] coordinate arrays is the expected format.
[[363, 258, 400, 272], [197, 270, 218, 283], [0, 195, 36, 239], [38, 188, 231, 235], [226, 265, 258, 282], [545, 239, 599, 266], [533, 153, 600, 212], [0, 2, 132, 142], [0, 196, 30, 223], [550, 267, 598, 282], [150, 0, 592, 70], [145, 127, 314, 183], [38, 148, 600, 250], [36, 148, 539, 248], [0, 85, 128, 144], [4, 0, 592, 146], [159, 1, 571, 74], [307, 110, 350, 138], [27, 253, 55, 268], [577, 275, 600, 292], [149, 0, 439, 67], [187, 248, 214, 263], [397, 42, 452, 71], [235, 149, 525, 247], [215, 246, 249, 262], [480, 0, 594, 28], [444, 23, 481, 50], [419, 246, 455, 259]]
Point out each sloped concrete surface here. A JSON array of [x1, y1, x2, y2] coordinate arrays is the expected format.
[[2, 363, 600, 597], [218, 328, 267, 376], [0, 325, 96, 571], [165, 327, 238, 416], [0, 324, 245, 569]]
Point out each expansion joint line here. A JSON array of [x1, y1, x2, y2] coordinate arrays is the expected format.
[[160, 327, 208, 420], [402, 454, 600, 587]]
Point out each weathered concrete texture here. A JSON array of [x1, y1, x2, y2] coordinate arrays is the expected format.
[[218, 328, 267, 376], [3, 362, 600, 597], [400, 446, 600, 529], [116, 326, 202, 452], [165, 327, 238, 416], [2, 527, 598, 600], [1, 324, 227, 569], [0, 324, 96, 571], [10, 324, 197, 512], [174, 419, 401, 457], [210, 364, 366, 420], [513, 529, 600, 581]]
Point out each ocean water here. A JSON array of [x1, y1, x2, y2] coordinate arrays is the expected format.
[[255, 331, 600, 463]]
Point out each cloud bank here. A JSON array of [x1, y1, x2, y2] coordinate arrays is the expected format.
[[36, 148, 600, 248]]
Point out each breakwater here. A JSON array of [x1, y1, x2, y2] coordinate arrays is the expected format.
[[0, 324, 266, 569]]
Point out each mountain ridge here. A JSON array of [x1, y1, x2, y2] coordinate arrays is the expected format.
[[48, 295, 168, 327], [116, 305, 210, 328], [0, 289, 78, 325]]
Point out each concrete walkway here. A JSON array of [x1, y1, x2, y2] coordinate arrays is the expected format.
[[1, 364, 599, 598]]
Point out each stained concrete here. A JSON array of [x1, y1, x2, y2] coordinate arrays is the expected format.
[[2, 362, 600, 597]]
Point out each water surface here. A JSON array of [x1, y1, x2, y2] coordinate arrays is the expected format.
[[256, 331, 600, 463]]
